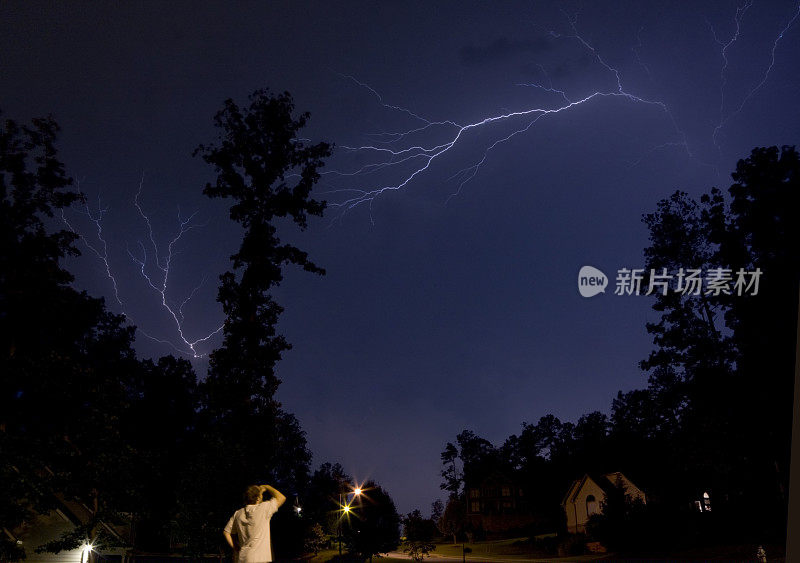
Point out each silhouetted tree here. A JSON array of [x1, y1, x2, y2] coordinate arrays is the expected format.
[[438, 497, 465, 544], [586, 476, 648, 553], [156, 89, 332, 554], [707, 146, 799, 519], [437, 147, 799, 547], [403, 509, 437, 561], [2, 94, 341, 559], [440, 442, 461, 496], [304, 462, 352, 536], [0, 113, 143, 560], [343, 481, 401, 562], [430, 499, 444, 525], [195, 88, 330, 411], [640, 146, 799, 538]]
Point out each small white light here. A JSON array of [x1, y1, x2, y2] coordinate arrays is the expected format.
[[81, 543, 93, 563]]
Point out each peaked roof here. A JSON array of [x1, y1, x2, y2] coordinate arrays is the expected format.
[[465, 469, 517, 488], [561, 472, 630, 506]]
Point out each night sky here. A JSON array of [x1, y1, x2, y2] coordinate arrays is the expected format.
[[2, 1, 799, 515]]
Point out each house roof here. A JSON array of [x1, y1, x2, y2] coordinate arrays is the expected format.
[[561, 472, 631, 506], [466, 469, 517, 489]]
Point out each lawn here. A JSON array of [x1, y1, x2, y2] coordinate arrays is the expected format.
[[307, 537, 607, 562]]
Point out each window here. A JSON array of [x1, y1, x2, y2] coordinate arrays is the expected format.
[[586, 494, 600, 516], [702, 491, 711, 512], [469, 488, 480, 498], [501, 486, 511, 497], [470, 501, 480, 513]]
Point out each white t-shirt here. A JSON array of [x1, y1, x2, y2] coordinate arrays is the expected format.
[[224, 498, 280, 563]]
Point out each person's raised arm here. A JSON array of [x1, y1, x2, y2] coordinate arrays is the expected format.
[[260, 484, 286, 507]]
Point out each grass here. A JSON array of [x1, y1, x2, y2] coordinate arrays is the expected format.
[[306, 538, 786, 562], [308, 548, 405, 562], [307, 537, 606, 562]]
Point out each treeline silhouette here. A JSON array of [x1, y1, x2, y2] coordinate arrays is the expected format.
[[0, 92, 358, 560], [439, 146, 800, 554]]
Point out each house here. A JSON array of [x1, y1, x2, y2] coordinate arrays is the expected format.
[[561, 472, 646, 534], [6, 510, 87, 563], [4, 492, 129, 562], [465, 471, 538, 533]]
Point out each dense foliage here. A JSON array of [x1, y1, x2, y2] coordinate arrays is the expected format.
[[0, 92, 347, 560], [342, 481, 401, 562], [439, 146, 799, 552]]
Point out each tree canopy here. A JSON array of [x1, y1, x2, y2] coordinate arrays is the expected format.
[[2, 90, 335, 561], [439, 145, 800, 549]]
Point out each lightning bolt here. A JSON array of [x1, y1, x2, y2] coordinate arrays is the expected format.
[[324, 12, 691, 224], [710, 1, 799, 151], [709, 0, 753, 151], [516, 64, 571, 104], [731, 3, 800, 118], [323, 3, 799, 223], [61, 176, 224, 359], [631, 26, 654, 83]]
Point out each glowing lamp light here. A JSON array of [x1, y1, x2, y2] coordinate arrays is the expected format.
[[81, 542, 93, 563], [353, 487, 362, 496], [343, 505, 351, 514]]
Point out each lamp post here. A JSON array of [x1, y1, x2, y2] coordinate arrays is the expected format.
[[338, 493, 343, 556], [337, 484, 361, 556]]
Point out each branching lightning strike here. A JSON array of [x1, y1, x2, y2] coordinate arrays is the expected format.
[[62, 177, 224, 359], [324, 3, 800, 223]]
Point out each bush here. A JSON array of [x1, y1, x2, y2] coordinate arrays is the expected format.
[[558, 534, 587, 556]]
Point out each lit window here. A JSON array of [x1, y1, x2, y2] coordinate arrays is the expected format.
[[470, 501, 480, 513], [501, 486, 511, 497], [469, 488, 480, 498], [703, 492, 711, 512]]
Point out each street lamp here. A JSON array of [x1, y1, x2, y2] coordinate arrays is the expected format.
[[81, 542, 93, 563], [337, 483, 361, 556]]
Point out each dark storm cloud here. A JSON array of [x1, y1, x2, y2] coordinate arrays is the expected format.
[[459, 36, 551, 66]]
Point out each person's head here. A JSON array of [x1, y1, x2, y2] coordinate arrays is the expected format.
[[244, 485, 263, 505]]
